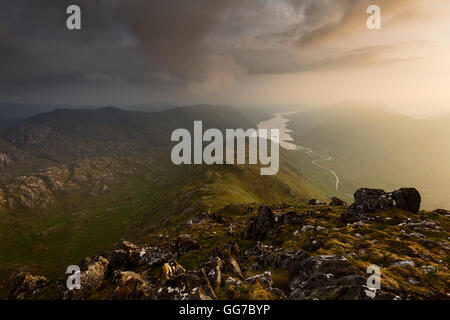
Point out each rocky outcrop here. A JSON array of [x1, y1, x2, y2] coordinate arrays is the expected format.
[[242, 206, 275, 240], [7, 195, 448, 301], [228, 257, 243, 278], [289, 255, 366, 300], [171, 234, 200, 253], [248, 243, 308, 276], [8, 271, 49, 300], [343, 188, 421, 222], [160, 261, 186, 283], [112, 271, 151, 300], [0, 155, 149, 212], [224, 271, 286, 300], [187, 212, 209, 225], [140, 246, 174, 268], [153, 269, 217, 300], [107, 241, 141, 270], [201, 256, 224, 290], [330, 197, 347, 207], [60, 256, 109, 300]]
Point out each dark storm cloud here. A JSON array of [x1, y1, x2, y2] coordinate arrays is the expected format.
[[0, 0, 246, 95], [0, 1, 140, 88], [0, 0, 428, 103], [122, 0, 233, 81]]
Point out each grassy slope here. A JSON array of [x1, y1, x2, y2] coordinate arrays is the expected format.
[[0, 106, 325, 297], [91, 203, 450, 300]]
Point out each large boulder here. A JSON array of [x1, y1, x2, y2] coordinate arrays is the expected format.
[[60, 256, 109, 300], [242, 206, 275, 240], [343, 188, 421, 222], [112, 271, 150, 300], [107, 241, 141, 270]]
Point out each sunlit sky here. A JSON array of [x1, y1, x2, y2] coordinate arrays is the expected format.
[[1, 0, 449, 116]]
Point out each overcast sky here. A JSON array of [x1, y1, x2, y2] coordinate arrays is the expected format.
[[1, 0, 449, 115]]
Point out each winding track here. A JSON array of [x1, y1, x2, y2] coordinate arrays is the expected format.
[[259, 113, 353, 198]]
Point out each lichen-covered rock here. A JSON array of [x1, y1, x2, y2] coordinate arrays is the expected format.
[[112, 271, 150, 300], [223, 269, 285, 300], [60, 256, 109, 300], [191, 287, 214, 300], [6, 196, 447, 301], [9, 271, 49, 300], [248, 243, 308, 276], [107, 241, 141, 270], [289, 255, 367, 300], [201, 256, 224, 289], [242, 206, 275, 240], [139, 246, 173, 268], [160, 260, 186, 283], [171, 234, 200, 253], [228, 256, 243, 278], [344, 188, 421, 222], [153, 269, 216, 300]]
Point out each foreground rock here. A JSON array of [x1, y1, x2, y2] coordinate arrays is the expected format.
[[289, 255, 367, 300], [112, 271, 151, 300], [153, 269, 217, 300], [8, 271, 49, 300], [60, 256, 109, 300], [8, 193, 448, 301], [107, 241, 141, 270], [242, 206, 275, 240], [343, 188, 421, 222], [160, 260, 186, 283]]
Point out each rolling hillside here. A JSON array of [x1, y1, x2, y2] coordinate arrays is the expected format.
[[0, 105, 324, 295], [287, 103, 450, 209]]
